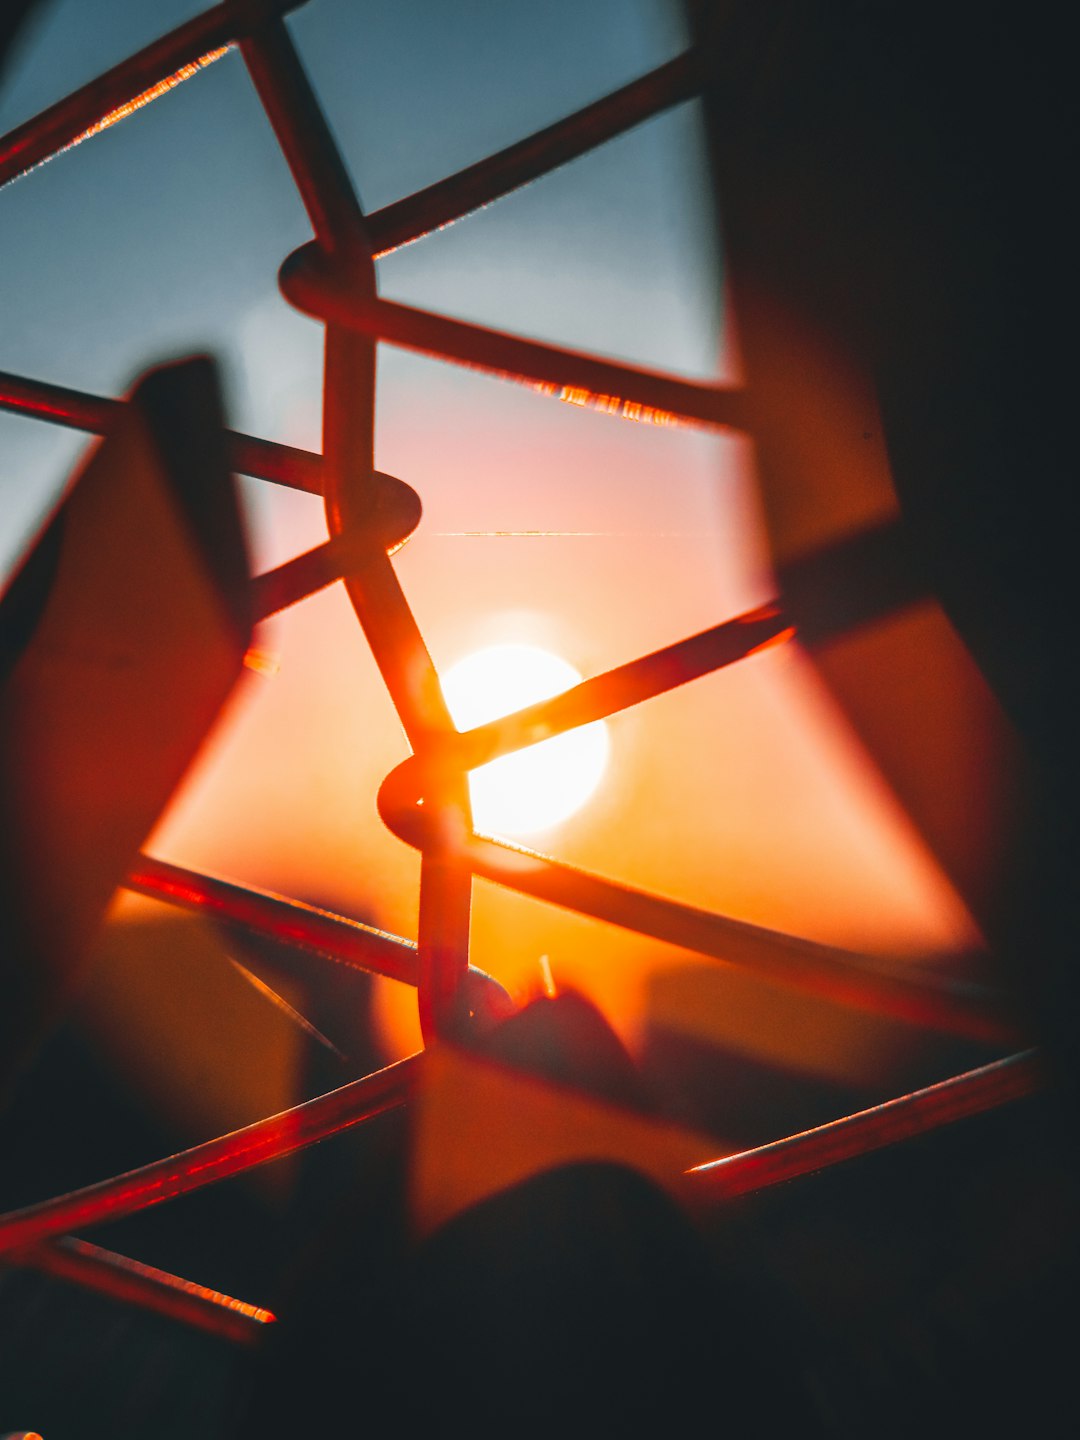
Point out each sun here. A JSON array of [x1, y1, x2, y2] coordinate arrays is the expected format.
[[441, 644, 609, 837]]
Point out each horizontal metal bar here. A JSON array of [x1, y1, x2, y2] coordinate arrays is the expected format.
[[126, 854, 421, 985], [280, 244, 746, 430], [16, 1237, 275, 1345], [0, 2, 308, 190], [366, 51, 702, 255], [688, 1050, 1043, 1198], [0, 1053, 420, 1257], [0, 368, 322, 493]]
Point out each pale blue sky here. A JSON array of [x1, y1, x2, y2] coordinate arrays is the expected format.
[[0, 0, 721, 575]]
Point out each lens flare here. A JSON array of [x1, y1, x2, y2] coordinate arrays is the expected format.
[[442, 644, 609, 836]]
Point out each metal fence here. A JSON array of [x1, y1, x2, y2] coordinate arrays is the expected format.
[[0, 0, 1036, 1344]]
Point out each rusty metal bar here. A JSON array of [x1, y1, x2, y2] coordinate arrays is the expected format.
[[688, 1050, 1043, 1198], [0, 367, 322, 493], [366, 51, 702, 255], [280, 245, 746, 430], [439, 605, 794, 771], [16, 1237, 275, 1345], [0, 1054, 420, 1257], [460, 836, 1014, 1044], [238, 10, 368, 258], [380, 801, 1015, 1043], [251, 531, 362, 619], [0, 2, 308, 190], [125, 853, 421, 985]]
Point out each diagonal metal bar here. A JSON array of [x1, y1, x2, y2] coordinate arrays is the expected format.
[[0, 1, 308, 190], [15, 1237, 275, 1345], [0, 1054, 420, 1257], [280, 247, 746, 431], [0, 368, 323, 493], [251, 531, 365, 619], [125, 854, 422, 986], [443, 605, 794, 770], [123, 855, 513, 1027], [376, 607, 1016, 1044], [366, 51, 702, 255], [467, 837, 1015, 1043], [380, 809, 1017, 1044], [688, 1050, 1043, 1198], [238, 9, 369, 259]]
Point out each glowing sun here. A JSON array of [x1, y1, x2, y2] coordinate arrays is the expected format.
[[441, 644, 609, 836]]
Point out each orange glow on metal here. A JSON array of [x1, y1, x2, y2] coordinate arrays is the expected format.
[[743, 624, 797, 657], [66, 47, 230, 151], [79, 1239, 276, 1325], [532, 380, 682, 426], [538, 953, 558, 998]]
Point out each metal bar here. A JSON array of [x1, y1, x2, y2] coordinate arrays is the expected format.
[[378, 606, 790, 803], [417, 851, 474, 1040], [0, 2, 308, 190], [0, 368, 322, 494], [251, 530, 370, 619], [320, 535, 475, 1040], [15, 1237, 275, 1346], [239, 10, 475, 1038], [0, 1054, 420, 1257], [125, 854, 421, 986], [123, 855, 512, 1027], [448, 605, 794, 771], [366, 51, 702, 255], [280, 247, 746, 431], [467, 837, 1015, 1043], [386, 814, 1016, 1043], [375, 608, 1015, 1044], [688, 1050, 1043, 1198], [238, 13, 369, 257], [320, 329, 472, 1041]]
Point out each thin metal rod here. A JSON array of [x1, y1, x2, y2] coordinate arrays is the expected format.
[[238, 13, 369, 257], [688, 1050, 1043, 1198], [126, 854, 421, 986], [0, 1054, 419, 1257], [380, 606, 790, 796], [449, 605, 793, 770], [0, 368, 322, 494], [280, 250, 745, 431], [366, 51, 702, 255], [0, 2, 307, 190], [251, 532, 361, 619], [322, 537, 474, 1040], [475, 838, 1014, 1042], [392, 818, 1015, 1043], [16, 1237, 275, 1345], [123, 855, 512, 1026]]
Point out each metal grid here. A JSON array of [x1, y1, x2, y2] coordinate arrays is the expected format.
[[0, 0, 1038, 1345]]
